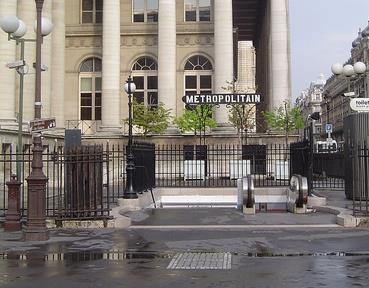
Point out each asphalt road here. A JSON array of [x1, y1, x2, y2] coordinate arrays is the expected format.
[[1, 227, 369, 287]]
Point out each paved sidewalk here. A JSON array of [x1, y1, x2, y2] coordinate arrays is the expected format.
[[125, 208, 338, 227]]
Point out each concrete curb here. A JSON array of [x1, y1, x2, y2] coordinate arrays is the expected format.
[[110, 206, 131, 228], [314, 205, 363, 228]]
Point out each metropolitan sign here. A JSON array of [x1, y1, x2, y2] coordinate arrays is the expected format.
[[350, 98, 369, 112], [182, 93, 262, 105]]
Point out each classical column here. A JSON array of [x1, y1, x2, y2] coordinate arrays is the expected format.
[[158, 0, 176, 117], [101, 0, 121, 130], [17, 0, 36, 121], [214, 0, 234, 127], [41, 0, 52, 118], [0, 0, 17, 123], [270, 0, 291, 109], [237, 41, 257, 133], [236, 41, 256, 93], [51, 0, 65, 128]]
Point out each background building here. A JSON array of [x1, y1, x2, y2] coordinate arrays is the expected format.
[[295, 74, 326, 138], [0, 0, 291, 141], [322, 21, 369, 142]]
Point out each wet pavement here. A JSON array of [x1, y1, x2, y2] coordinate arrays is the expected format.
[[0, 226, 369, 287], [125, 208, 338, 226], [1, 189, 369, 287]]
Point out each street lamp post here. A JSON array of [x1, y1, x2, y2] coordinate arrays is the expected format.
[[1, 17, 35, 180], [331, 62, 367, 97], [0, 3, 52, 241], [123, 76, 138, 199]]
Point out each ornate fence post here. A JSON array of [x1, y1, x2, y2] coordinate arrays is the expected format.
[[5, 175, 22, 231]]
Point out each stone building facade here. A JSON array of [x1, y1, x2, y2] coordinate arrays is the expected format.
[[0, 0, 291, 139], [296, 74, 326, 138]]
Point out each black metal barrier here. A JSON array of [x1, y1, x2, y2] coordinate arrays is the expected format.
[[290, 140, 344, 190], [63, 145, 107, 219], [132, 142, 155, 193]]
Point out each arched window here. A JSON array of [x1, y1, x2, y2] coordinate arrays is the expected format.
[[184, 55, 213, 97], [132, 56, 158, 108], [79, 57, 102, 120]]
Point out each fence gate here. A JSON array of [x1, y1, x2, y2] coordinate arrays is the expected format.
[[290, 140, 345, 191], [62, 145, 110, 219]]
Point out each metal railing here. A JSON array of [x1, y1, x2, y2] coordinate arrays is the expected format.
[[65, 120, 100, 135], [350, 142, 369, 216], [155, 144, 291, 187], [290, 140, 345, 190]]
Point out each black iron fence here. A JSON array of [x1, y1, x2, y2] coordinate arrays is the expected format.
[[156, 144, 291, 187], [348, 142, 369, 216], [313, 151, 345, 189], [132, 142, 156, 193], [0, 140, 351, 219], [0, 144, 112, 219], [290, 140, 345, 190], [0, 142, 158, 220]]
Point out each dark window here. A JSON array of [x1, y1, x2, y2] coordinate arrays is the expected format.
[[186, 76, 197, 89], [79, 58, 102, 121], [185, 0, 211, 22], [132, 57, 158, 108], [81, 0, 103, 24], [133, 0, 158, 23], [148, 76, 158, 89]]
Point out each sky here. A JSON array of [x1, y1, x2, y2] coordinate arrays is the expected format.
[[289, 0, 369, 100]]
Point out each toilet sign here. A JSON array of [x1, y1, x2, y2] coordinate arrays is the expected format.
[[350, 98, 369, 112]]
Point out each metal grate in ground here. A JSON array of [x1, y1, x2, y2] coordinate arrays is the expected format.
[[167, 252, 231, 270]]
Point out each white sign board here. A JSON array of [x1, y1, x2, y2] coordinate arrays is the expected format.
[[350, 98, 369, 112]]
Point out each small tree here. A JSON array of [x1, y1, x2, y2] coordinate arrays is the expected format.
[[228, 104, 256, 145], [222, 80, 258, 145], [174, 105, 217, 144], [127, 100, 172, 137], [263, 100, 305, 149]]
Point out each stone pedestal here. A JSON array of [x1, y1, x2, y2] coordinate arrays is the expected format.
[[4, 175, 22, 231], [243, 205, 255, 215]]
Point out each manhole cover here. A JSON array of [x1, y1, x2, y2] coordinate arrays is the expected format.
[[167, 252, 231, 270]]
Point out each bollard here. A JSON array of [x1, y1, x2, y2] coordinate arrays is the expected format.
[[4, 174, 22, 231], [242, 175, 255, 214]]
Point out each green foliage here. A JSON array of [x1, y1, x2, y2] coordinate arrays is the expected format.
[[228, 104, 255, 132], [263, 101, 305, 133], [174, 105, 217, 134], [127, 100, 172, 136]]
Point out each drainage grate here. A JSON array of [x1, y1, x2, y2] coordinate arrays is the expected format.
[[167, 252, 231, 270]]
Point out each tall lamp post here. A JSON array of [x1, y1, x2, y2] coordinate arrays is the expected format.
[[0, 16, 30, 181], [123, 76, 138, 199], [0, 16, 51, 181], [0, 3, 52, 241]]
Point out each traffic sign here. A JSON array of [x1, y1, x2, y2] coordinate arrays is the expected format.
[[29, 118, 56, 133], [325, 123, 333, 133]]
